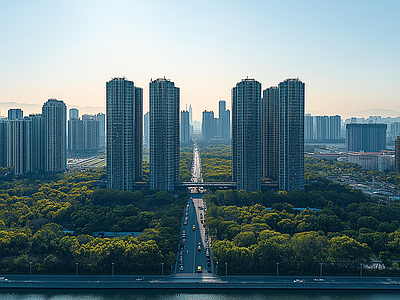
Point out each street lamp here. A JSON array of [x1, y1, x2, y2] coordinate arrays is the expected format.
[[29, 261, 32, 276], [161, 263, 164, 277], [76, 263, 79, 276], [216, 261, 219, 275], [320, 263, 323, 278], [225, 262, 227, 276], [360, 263, 363, 278], [276, 263, 279, 277], [112, 263, 114, 276]]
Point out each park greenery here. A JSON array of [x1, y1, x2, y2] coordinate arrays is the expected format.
[[206, 175, 400, 276], [180, 146, 193, 182], [0, 169, 187, 275], [1, 148, 400, 277], [199, 143, 231, 182], [305, 157, 400, 184]]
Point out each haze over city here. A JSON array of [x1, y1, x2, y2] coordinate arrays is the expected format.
[[1, 0, 399, 120]]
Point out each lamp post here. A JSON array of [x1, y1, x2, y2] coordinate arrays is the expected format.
[[76, 263, 79, 276], [216, 261, 218, 275], [225, 262, 227, 276], [162, 263, 164, 277], [360, 263, 363, 278], [320, 263, 323, 278], [112, 263, 114, 276], [29, 262, 32, 276], [276, 263, 279, 277]]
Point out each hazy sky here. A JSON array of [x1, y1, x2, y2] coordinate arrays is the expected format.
[[1, 0, 399, 121]]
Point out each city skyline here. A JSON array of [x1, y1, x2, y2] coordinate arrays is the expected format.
[[1, 1, 399, 121]]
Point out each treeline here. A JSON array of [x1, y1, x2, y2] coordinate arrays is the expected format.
[[0, 169, 187, 275], [206, 177, 400, 276], [199, 144, 231, 182], [180, 146, 193, 182], [305, 157, 400, 184]]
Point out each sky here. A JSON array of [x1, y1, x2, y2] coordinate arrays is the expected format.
[[0, 0, 399, 121]]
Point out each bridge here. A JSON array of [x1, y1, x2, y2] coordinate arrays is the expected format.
[[133, 181, 278, 189]]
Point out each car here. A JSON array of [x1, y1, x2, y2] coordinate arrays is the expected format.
[[313, 278, 324, 282], [207, 261, 211, 267], [197, 265, 202, 273], [192, 225, 196, 231], [197, 242, 201, 251], [207, 267, 211, 273], [136, 277, 145, 281], [294, 279, 305, 283], [180, 265, 184, 271]]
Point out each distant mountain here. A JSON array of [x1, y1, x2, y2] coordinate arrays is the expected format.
[[306, 108, 400, 119], [0, 102, 104, 117], [339, 108, 400, 119]]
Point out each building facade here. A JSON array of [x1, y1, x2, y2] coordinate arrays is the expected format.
[[396, 136, 400, 173], [278, 78, 305, 192], [106, 77, 142, 191], [219, 100, 230, 141], [96, 113, 106, 147], [150, 78, 180, 192], [346, 123, 387, 152], [202, 110, 215, 141], [232, 78, 262, 192], [0, 119, 7, 168], [42, 99, 67, 172], [262, 86, 279, 181], [181, 110, 190, 144], [143, 112, 149, 147]]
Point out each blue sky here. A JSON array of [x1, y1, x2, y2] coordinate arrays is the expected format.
[[0, 0, 399, 120]]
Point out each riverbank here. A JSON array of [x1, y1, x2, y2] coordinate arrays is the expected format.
[[1, 275, 400, 290]]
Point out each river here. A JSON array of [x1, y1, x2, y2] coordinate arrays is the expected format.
[[0, 290, 399, 300]]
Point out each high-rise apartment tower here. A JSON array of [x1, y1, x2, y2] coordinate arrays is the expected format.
[[106, 77, 143, 190], [232, 78, 262, 192], [278, 78, 305, 192], [150, 78, 180, 192], [42, 99, 67, 172]]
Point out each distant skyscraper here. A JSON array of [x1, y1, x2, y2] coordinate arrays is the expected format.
[[69, 108, 79, 120], [391, 122, 400, 141], [396, 136, 400, 173], [143, 112, 150, 147], [189, 104, 193, 125], [304, 114, 314, 140], [329, 115, 341, 139], [219, 100, 230, 141], [346, 123, 387, 152], [262, 86, 279, 181], [82, 115, 99, 150], [278, 78, 305, 192], [8, 109, 23, 121], [150, 78, 179, 192], [181, 110, 190, 144], [232, 78, 262, 192], [0, 119, 7, 168], [96, 113, 105, 147], [106, 77, 142, 191], [315, 116, 329, 140], [68, 118, 83, 151], [42, 99, 67, 172], [202, 110, 215, 141], [28, 114, 43, 172], [7, 116, 32, 174]]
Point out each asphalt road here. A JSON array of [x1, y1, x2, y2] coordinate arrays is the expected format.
[[176, 195, 211, 277]]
